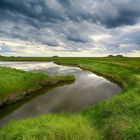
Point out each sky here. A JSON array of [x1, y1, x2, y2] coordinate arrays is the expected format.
[[0, 0, 140, 57]]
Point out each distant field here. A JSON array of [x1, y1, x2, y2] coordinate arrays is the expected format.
[[0, 56, 140, 140], [0, 56, 140, 68]]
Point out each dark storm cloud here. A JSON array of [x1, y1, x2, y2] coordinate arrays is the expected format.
[[0, 0, 140, 28], [90, 0, 140, 28], [0, 0, 140, 56], [0, 0, 64, 24], [65, 28, 91, 43], [67, 35, 88, 43]]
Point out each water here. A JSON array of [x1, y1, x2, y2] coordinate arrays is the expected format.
[[0, 61, 122, 126]]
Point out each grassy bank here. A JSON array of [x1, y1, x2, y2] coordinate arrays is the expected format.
[[0, 57, 140, 140], [53, 57, 140, 139], [0, 113, 100, 140], [0, 66, 75, 106]]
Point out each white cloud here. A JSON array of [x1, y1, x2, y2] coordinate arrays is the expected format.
[[90, 34, 112, 42], [125, 50, 140, 57]]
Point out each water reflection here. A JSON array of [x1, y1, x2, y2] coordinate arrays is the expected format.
[[0, 61, 121, 126]]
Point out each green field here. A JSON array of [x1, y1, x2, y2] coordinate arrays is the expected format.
[[0, 57, 140, 140], [0, 66, 75, 106]]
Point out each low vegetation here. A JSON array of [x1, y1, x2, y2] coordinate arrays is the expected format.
[[0, 113, 100, 140], [0, 66, 75, 106], [0, 57, 140, 140]]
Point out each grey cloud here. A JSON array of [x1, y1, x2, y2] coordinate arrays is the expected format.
[[100, 27, 140, 54], [0, 0, 140, 28], [67, 35, 88, 43], [0, 0, 140, 56], [64, 27, 92, 43]]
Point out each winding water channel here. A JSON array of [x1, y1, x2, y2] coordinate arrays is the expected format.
[[0, 61, 121, 126]]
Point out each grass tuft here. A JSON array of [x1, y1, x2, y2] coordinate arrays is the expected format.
[[0, 113, 100, 140]]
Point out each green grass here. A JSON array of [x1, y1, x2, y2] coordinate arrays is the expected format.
[[0, 57, 140, 140], [0, 113, 100, 140], [0, 66, 75, 105]]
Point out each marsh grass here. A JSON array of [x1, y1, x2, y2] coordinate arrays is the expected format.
[[0, 113, 100, 140], [0, 57, 140, 140], [0, 66, 75, 104], [52, 57, 140, 139]]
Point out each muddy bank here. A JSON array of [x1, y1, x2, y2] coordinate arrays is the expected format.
[[0, 76, 75, 107]]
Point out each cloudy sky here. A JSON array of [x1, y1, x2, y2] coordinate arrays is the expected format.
[[0, 0, 140, 57]]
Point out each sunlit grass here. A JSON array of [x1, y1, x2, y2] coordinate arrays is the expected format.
[[0, 57, 140, 140], [0, 66, 75, 104], [0, 113, 100, 140], [52, 57, 140, 139]]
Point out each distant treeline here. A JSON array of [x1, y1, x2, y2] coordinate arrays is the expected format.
[[108, 55, 124, 57]]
